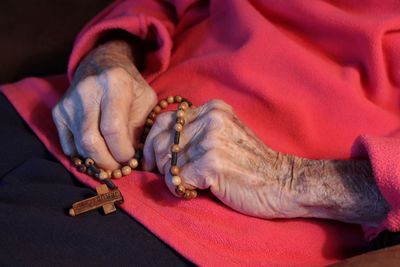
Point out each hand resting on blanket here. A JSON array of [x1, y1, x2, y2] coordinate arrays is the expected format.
[[52, 39, 157, 170], [52, 39, 390, 226]]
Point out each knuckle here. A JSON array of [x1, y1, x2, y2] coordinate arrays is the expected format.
[[107, 67, 130, 78], [80, 132, 102, 153], [100, 119, 123, 136], [200, 132, 220, 150], [78, 76, 97, 89], [51, 105, 61, 120], [51, 104, 68, 125], [207, 109, 227, 125], [145, 86, 157, 104], [208, 99, 233, 112], [102, 68, 132, 86]]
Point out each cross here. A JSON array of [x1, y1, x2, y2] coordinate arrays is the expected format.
[[69, 184, 124, 216]]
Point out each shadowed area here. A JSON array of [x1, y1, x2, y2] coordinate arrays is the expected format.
[[0, 0, 112, 83]]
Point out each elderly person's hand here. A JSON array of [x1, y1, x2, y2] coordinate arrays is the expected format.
[[52, 39, 156, 170], [144, 100, 390, 225], [143, 100, 302, 218]]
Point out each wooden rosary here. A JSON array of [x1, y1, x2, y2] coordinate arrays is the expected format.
[[69, 96, 197, 217]]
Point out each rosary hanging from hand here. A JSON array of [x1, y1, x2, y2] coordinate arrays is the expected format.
[[69, 96, 197, 217]]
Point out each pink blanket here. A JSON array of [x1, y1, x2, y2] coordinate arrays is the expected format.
[[2, 0, 400, 265]]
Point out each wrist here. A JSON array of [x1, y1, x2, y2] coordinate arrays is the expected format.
[[84, 40, 136, 75], [294, 158, 390, 226], [73, 36, 145, 84]]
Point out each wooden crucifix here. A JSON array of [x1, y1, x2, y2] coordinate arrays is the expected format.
[[69, 184, 124, 216]]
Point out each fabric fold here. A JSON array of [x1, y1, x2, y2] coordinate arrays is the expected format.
[[1, 75, 366, 266], [360, 135, 400, 239]]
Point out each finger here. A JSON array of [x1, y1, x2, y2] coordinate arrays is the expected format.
[[163, 157, 199, 197], [163, 149, 212, 197], [159, 124, 212, 194], [173, 132, 216, 191], [75, 109, 120, 170], [100, 85, 135, 163], [52, 110, 77, 156], [178, 159, 213, 190], [142, 112, 175, 171], [144, 107, 215, 173], [152, 131, 175, 174], [184, 99, 233, 125], [143, 100, 233, 172], [127, 87, 158, 147]]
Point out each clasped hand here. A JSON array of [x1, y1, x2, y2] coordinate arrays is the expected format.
[[52, 41, 301, 219], [52, 40, 391, 227]]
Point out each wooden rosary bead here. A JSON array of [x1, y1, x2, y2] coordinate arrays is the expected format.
[[112, 169, 122, 179], [176, 117, 185, 126], [159, 100, 168, 109], [153, 105, 162, 114], [87, 166, 94, 176], [148, 112, 156, 120], [167, 96, 174, 104], [175, 184, 186, 196], [179, 101, 189, 111], [182, 98, 192, 106], [70, 96, 198, 202], [184, 190, 192, 199], [122, 165, 132, 176], [128, 158, 139, 169], [85, 158, 94, 166], [174, 96, 182, 103], [77, 164, 87, 173], [98, 170, 109, 180], [171, 144, 180, 153], [174, 123, 183, 132], [176, 110, 185, 118], [184, 190, 197, 200], [71, 157, 82, 167], [170, 166, 180, 176], [146, 118, 154, 126], [171, 176, 182, 186]]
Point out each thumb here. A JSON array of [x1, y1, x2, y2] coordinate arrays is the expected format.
[[100, 84, 135, 163]]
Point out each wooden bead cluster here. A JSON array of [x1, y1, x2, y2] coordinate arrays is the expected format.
[[72, 152, 141, 179], [70, 95, 197, 200], [168, 99, 198, 200]]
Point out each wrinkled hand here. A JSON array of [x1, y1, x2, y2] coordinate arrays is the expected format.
[[52, 40, 157, 169], [143, 100, 302, 218]]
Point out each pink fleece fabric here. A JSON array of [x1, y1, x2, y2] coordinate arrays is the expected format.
[[2, 0, 400, 265]]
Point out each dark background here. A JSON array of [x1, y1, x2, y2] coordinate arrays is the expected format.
[[0, 0, 113, 84]]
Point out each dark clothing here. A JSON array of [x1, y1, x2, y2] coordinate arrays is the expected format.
[[0, 93, 192, 266]]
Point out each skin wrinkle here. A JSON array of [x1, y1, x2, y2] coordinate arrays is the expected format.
[[297, 159, 390, 225], [54, 39, 157, 169], [183, 103, 390, 223], [213, 117, 298, 217]]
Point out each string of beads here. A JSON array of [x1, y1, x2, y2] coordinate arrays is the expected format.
[[70, 95, 197, 199]]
